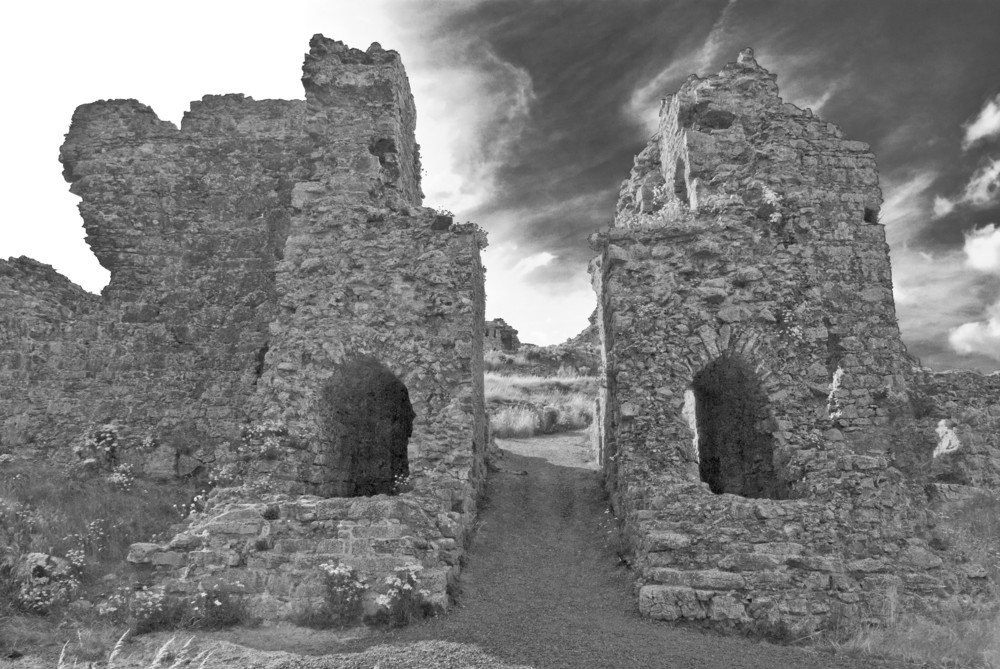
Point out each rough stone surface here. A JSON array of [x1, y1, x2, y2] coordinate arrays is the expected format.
[[590, 48, 997, 633], [1, 36, 487, 621], [484, 318, 520, 352]]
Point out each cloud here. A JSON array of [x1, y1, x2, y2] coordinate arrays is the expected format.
[[942, 224, 1000, 362], [963, 223, 1000, 272], [481, 242, 594, 345], [962, 93, 1000, 150], [932, 196, 955, 218], [950, 302, 1000, 360], [960, 158, 1000, 207], [409, 42, 536, 213], [879, 170, 937, 245], [931, 157, 1000, 215], [626, 0, 740, 132]]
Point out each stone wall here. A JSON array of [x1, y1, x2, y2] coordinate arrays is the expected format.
[[1, 35, 488, 620], [484, 318, 520, 352], [591, 49, 996, 633]]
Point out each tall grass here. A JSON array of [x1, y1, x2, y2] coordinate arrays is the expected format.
[[831, 492, 1000, 667], [0, 459, 196, 613], [485, 373, 597, 438], [833, 611, 1000, 667]]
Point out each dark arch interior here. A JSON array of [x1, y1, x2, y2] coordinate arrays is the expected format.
[[317, 356, 413, 497], [691, 356, 787, 499]]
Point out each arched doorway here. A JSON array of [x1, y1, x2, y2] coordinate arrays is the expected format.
[[691, 355, 786, 499], [318, 356, 414, 497]]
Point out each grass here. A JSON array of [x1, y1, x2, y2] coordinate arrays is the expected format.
[[832, 613, 1000, 668], [484, 344, 600, 377], [0, 456, 209, 657], [485, 372, 598, 438], [828, 492, 1000, 667]]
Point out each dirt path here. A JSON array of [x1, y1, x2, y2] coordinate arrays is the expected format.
[[333, 431, 903, 669]]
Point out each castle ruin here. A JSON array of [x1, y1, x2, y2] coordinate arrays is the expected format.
[[1, 35, 487, 619], [591, 49, 997, 632], [2, 35, 999, 634]]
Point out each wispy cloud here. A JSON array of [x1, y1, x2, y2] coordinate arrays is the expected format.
[[410, 42, 536, 213], [962, 93, 1000, 150], [625, 0, 740, 132]]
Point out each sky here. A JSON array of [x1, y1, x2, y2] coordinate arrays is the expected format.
[[2, 1, 1000, 371]]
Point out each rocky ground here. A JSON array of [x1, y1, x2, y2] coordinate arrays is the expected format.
[[45, 431, 923, 669]]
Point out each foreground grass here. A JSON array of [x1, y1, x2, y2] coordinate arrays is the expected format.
[[485, 372, 598, 438], [0, 456, 200, 656], [830, 492, 1000, 668], [832, 614, 1000, 668]]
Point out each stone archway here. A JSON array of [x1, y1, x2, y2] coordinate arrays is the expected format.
[[317, 356, 414, 497], [690, 354, 786, 499]]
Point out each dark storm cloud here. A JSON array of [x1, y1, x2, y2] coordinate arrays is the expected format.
[[390, 0, 1000, 364]]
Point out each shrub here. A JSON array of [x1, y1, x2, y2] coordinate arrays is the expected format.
[[295, 561, 367, 629], [365, 566, 433, 628], [491, 406, 536, 438]]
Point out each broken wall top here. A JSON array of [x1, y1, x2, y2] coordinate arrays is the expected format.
[[615, 48, 881, 231], [59, 35, 422, 298]]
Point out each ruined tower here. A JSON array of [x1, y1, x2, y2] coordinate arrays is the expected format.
[[591, 49, 991, 631], [2, 36, 487, 619]]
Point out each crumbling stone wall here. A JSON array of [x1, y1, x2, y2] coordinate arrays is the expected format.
[[591, 49, 995, 633], [1, 35, 487, 620], [484, 318, 520, 352]]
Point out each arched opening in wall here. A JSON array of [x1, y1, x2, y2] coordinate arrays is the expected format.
[[691, 355, 787, 499], [318, 356, 414, 497], [674, 158, 689, 206]]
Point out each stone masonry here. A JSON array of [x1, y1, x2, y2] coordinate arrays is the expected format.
[[591, 49, 997, 633], [1, 36, 487, 620], [484, 318, 520, 352]]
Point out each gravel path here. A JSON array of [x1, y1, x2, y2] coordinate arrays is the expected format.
[[333, 431, 907, 669]]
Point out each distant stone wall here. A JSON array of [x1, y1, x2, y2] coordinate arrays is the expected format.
[[1, 35, 487, 621], [484, 318, 520, 352], [591, 49, 996, 633]]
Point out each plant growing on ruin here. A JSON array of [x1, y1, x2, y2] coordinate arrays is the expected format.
[[318, 561, 367, 628], [70, 423, 121, 470], [365, 565, 432, 628], [15, 553, 80, 615]]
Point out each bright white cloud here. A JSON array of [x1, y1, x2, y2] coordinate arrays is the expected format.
[[950, 302, 1000, 360], [412, 44, 535, 214], [963, 223, 1000, 272], [932, 195, 955, 218], [481, 243, 594, 345], [963, 93, 1000, 150]]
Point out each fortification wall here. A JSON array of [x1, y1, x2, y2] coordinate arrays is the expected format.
[[1, 35, 487, 621], [592, 49, 996, 633]]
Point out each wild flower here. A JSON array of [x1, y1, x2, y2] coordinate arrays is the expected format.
[[16, 553, 79, 615], [303, 561, 367, 628], [391, 472, 413, 494], [366, 564, 428, 628], [108, 463, 135, 491]]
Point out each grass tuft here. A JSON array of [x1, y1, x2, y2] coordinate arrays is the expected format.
[[485, 372, 597, 438]]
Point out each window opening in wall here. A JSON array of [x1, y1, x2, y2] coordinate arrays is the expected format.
[[674, 158, 689, 206], [318, 356, 414, 497], [691, 355, 787, 499]]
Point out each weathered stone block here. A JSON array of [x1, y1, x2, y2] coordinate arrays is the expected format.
[[639, 585, 707, 621]]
